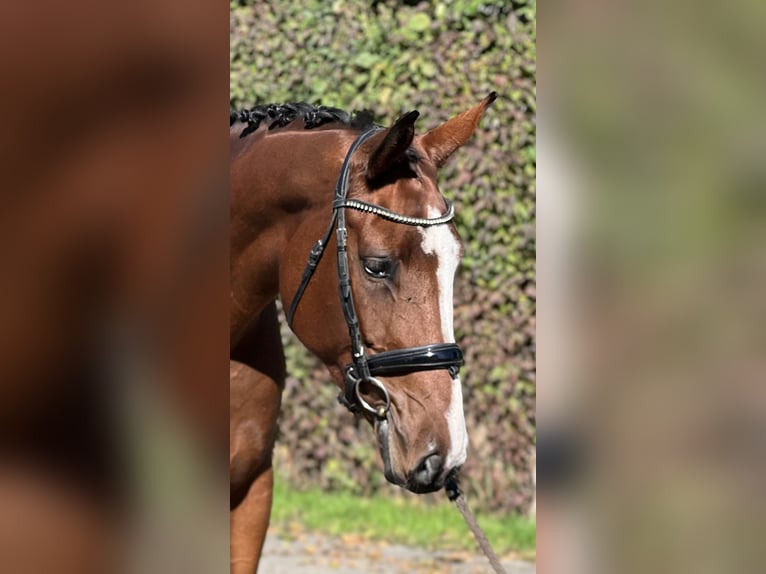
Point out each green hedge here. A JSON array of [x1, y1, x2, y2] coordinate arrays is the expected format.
[[231, 0, 536, 514]]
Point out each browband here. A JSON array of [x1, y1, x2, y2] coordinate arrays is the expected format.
[[333, 198, 455, 227]]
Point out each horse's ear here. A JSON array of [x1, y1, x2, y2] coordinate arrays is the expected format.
[[420, 92, 497, 168], [366, 110, 419, 182]]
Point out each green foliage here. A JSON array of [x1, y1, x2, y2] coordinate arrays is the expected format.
[[232, 0, 536, 514]]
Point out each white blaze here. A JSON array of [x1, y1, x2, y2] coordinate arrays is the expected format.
[[419, 208, 468, 470]]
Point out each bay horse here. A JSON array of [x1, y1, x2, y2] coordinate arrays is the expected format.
[[229, 93, 496, 573]]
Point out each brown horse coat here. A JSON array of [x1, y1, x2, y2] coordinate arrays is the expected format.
[[229, 94, 495, 572]]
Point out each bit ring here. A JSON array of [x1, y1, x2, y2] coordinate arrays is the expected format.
[[354, 376, 390, 419]]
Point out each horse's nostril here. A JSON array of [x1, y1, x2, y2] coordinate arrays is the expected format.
[[410, 453, 444, 492]]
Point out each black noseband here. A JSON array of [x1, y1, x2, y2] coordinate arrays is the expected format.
[[286, 127, 464, 417], [367, 344, 464, 378]]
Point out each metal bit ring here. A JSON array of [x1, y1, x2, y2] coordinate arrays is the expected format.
[[354, 376, 390, 419]]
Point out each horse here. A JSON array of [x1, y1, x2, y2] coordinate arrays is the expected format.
[[229, 93, 496, 573]]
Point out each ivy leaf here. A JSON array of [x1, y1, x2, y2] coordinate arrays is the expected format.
[[407, 13, 430, 33], [353, 51, 377, 69]]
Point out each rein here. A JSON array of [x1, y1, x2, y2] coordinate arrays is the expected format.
[[285, 127, 464, 417], [446, 478, 510, 574]]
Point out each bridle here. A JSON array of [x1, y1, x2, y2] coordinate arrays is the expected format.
[[285, 127, 464, 420], [285, 125, 507, 574]]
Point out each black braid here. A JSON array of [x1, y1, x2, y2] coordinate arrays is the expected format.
[[230, 102, 377, 138]]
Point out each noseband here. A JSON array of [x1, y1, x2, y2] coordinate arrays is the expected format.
[[286, 128, 464, 418]]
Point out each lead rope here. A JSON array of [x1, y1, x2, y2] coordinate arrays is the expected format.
[[446, 478, 509, 574]]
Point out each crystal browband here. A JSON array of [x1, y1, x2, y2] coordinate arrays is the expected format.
[[333, 198, 455, 227]]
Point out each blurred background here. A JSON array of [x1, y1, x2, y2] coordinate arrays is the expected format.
[[231, 0, 537, 523], [538, 0, 766, 572], [0, 1, 229, 572]]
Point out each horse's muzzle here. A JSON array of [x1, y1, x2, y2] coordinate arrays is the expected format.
[[406, 452, 445, 493], [375, 413, 448, 493]]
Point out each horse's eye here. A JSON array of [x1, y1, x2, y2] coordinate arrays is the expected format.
[[362, 257, 393, 279]]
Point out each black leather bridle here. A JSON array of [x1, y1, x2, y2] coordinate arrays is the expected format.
[[285, 127, 464, 419]]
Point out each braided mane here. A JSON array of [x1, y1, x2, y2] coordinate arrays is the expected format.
[[230, 102, 377, 139]]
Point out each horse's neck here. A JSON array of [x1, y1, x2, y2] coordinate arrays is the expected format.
[[229, 122, 256, 161], [230, 128, 353, 337]]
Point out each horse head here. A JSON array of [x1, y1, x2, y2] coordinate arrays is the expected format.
[[280, 93, 495, 493]]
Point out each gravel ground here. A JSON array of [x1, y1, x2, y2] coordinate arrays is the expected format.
[[259, 532, 535, 574]]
